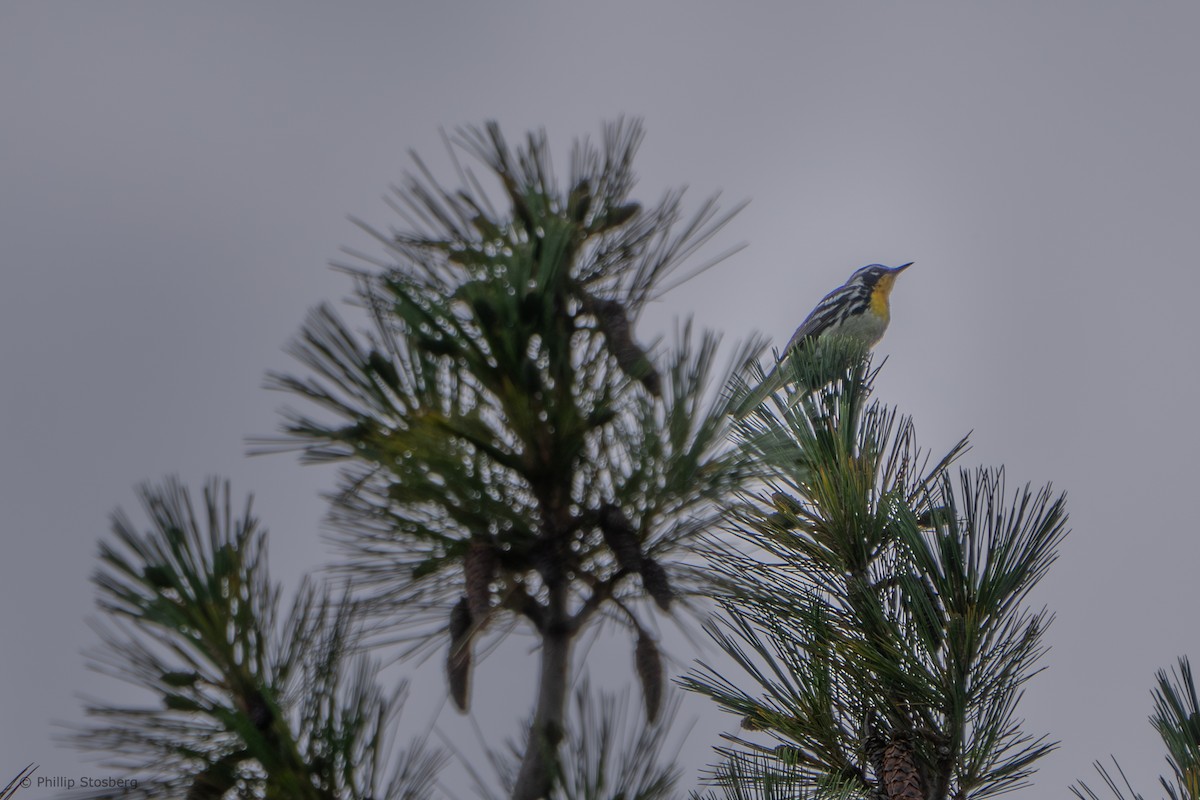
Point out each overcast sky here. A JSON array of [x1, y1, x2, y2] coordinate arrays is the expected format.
[[4, 3, 1200, 797]]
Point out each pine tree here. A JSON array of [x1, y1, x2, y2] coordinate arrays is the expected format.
[[683, 348, 1069, 800], [257, 119, 759, 800], [68, 478, 442, 799]]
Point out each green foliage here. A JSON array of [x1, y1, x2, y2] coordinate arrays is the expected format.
[[255, 118, 759, 698], [69, 477, 442, 799], [1074, 657, 1200, 800], [250, 118, 759, 799], [683, 352, 1067, 799]]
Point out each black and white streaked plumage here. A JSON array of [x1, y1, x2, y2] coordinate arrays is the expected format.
[[736, 262, 912, 416], [783, 263, 912, 353]]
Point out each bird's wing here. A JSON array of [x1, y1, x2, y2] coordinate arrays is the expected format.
[[781, 287, 848, 355]]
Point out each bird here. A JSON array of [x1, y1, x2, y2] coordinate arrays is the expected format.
[[736, 262, 912, 416]]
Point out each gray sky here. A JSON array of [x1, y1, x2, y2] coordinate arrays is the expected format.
[[4, 2, 1199, 796]]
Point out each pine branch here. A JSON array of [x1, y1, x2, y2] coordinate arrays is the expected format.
[[68, 477, 443, 799], [686, 358, 1065, 800]]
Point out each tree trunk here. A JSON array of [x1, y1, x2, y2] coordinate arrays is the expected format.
[[511, 625, 572, 800]]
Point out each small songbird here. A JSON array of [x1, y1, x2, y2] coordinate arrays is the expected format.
[[783, 262, 912, 353], [737, 262, 912, 415]]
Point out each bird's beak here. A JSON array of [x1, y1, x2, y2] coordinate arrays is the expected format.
[[893, 262, 913, 273]]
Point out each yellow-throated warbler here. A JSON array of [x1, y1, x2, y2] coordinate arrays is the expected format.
[[737, 262, 912, 415]]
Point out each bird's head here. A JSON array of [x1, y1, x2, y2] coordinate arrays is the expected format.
[[854, 262, 911, 319], [848, 262, 912, 293]]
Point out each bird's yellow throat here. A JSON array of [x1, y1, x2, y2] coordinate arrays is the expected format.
[[870, 273, 899, 320]]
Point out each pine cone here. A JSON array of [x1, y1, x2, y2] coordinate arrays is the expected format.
[[598, 503, 643, 572], [864, 729, 890, 800], [567, 178, 592, 224], [882, 733, 924, 800], [739, 705, 773, 731], [770, 491, 804, 516], [583, 293, 662, 397], [463, 540, 496, 620], [640, 558, 673, 611], [635, 631, 664, 723], [447, 597, 473, 712], [590, 202, 641, 233]]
